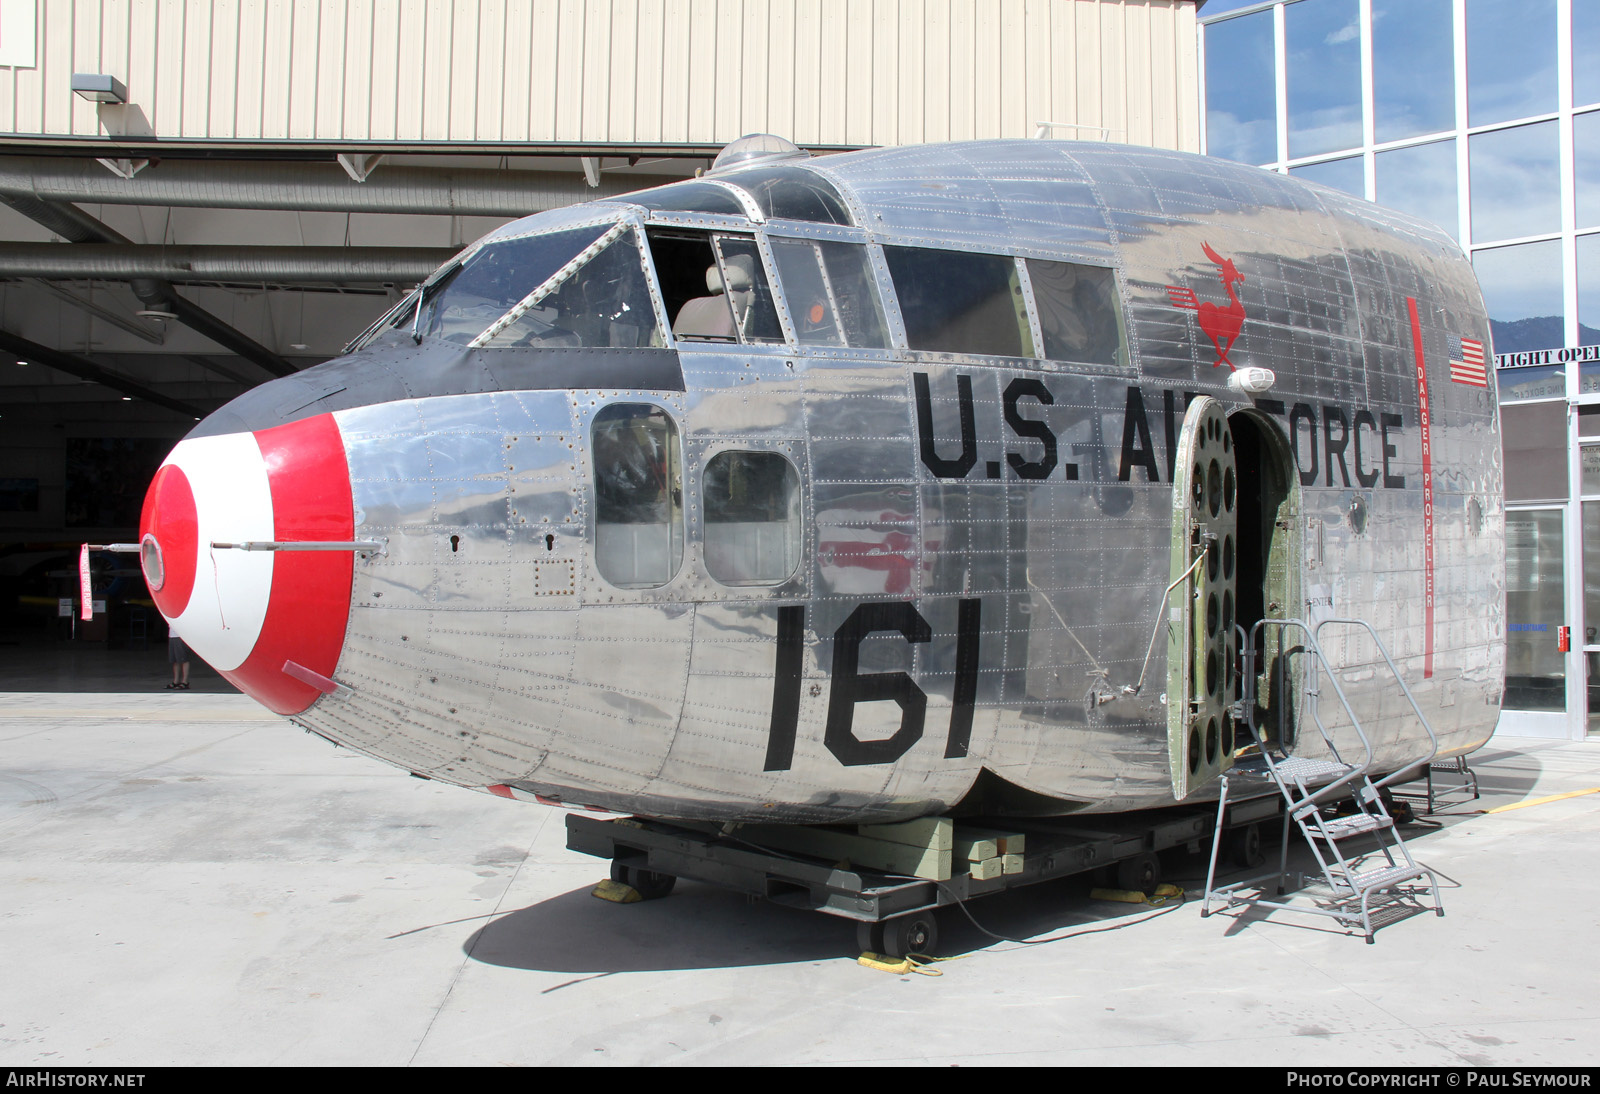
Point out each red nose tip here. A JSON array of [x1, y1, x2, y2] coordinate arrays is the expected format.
[[139, 413, 357, 716], [139, 463, 199, 619]]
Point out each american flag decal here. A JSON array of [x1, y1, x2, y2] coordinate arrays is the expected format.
[[1450, 335, 1487, 387]]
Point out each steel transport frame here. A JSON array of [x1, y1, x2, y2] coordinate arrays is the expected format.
[[566, 788, 1285, 956]]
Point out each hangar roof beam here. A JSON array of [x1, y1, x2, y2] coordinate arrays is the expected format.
[[0, 243, 456, 284], [0, 197, 299, 380], [0, 158, 681, 217]]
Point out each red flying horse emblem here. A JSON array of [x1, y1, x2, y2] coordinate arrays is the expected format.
[[1166, 243, 1245, 371]]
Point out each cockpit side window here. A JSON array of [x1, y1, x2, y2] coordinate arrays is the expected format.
[[592, 403, 684, 589], [648, 229, 783, 345], [1024, 259, 1127, 368], [711, 237, 784, 343], [473, 226, 662, 349], [884, 246, 1036, 358], [768, 239, 888, 349]]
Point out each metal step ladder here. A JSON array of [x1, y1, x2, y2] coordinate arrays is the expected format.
[[1201, 617, 1445, 943]]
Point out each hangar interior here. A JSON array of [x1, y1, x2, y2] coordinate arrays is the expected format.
[[0, 151, 685, 647]]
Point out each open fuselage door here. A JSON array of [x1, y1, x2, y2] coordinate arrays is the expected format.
[[1168, 397, 1237, 799]]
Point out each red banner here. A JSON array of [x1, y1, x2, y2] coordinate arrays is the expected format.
[[1407, 298, 1434, 679], [78, 543, 92, 621]]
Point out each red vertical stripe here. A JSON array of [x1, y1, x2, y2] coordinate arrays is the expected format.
[[1408, 297, 1435, 679], [220, 414, 356, 715]]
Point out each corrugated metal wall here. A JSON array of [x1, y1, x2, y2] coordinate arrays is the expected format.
[[0, 0, 1199, 150]]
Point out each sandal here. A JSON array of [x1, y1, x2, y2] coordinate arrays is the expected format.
[[165, 683, 180, 689]]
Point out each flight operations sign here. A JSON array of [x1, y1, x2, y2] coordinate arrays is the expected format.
[[1495, 344, 1600, 370]]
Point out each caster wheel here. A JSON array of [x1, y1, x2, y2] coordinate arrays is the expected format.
[[1226, 823, 1264, 868], [1116, 853, 1160, 894], [856, 920, 886, 954], [880, 912, 938, 958], [610, 860, 676, 900]]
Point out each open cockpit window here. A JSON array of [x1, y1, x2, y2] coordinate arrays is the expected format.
[[593, 403, 684, 589], [884, 246, 1035, 358], [648, 229, 784, 344], [767, 239, 888, 349], [1024, 259, 1127, 368], [719, 167, 853, 225]]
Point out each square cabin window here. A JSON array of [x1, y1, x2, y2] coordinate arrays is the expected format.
[[702, 451, 801, 585], [1023, 259, 1126, 368], [593, 404, 684, 589], [884, 247, 1033, 357]]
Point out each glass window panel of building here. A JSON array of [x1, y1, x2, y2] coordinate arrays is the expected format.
[[1204, 9, 1277, 166], [1575, 110, 1600, 231], [1289, 155, 1363, 197], [1285, 0, 1362, 159], [1202, 0, 1591, 364], [1576, 1, 1600, 109], [1474, 240, 1564, 356], [1466, 0, 1558, 127], [1580, 234, 1600, 347], [1469, 121, 1562, 243], [1505, 509, 1567, 713], [1372, 0, 1455, 143], [1375, 140, 1458, 240]]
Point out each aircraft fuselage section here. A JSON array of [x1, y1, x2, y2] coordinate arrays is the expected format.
[[143, 141, 1505, 825]]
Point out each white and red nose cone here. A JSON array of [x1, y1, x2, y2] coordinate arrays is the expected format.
[[139, 414, 356, 715]]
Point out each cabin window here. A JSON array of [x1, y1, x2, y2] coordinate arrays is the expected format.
[[768, 239, 889, 349], [1024, 259, 1126, 368], [472, 225, 662, 349], [721, 167, 853, 225], [883, 247, 1035, 358], [649, 229, 784, 344], [592, 404, 684, 589], [703, 451, 802, 585]]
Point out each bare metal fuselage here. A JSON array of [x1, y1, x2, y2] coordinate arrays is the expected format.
[[146, 141, 1505, 825]]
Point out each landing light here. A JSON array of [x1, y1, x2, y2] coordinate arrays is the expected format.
[[1227, 367, 1276, 395]]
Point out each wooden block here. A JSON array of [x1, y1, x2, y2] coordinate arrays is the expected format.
[[953, 834, 999, 862], [735, 823, 952, 880], [962, 825, 1026, 855], [969, 856, 1003, 880], [856, 816, 953, 852], [1001, 853, 1023, 875]]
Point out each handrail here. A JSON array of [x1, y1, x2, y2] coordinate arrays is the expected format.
[[1311, 617, 1440, 790], [1247, 618, 1372, 811], [1245, 615, 1441, 810]]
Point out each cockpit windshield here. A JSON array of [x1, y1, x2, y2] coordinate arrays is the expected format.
[[354, 219, 662, 351], [473, 225, 661, 349]]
